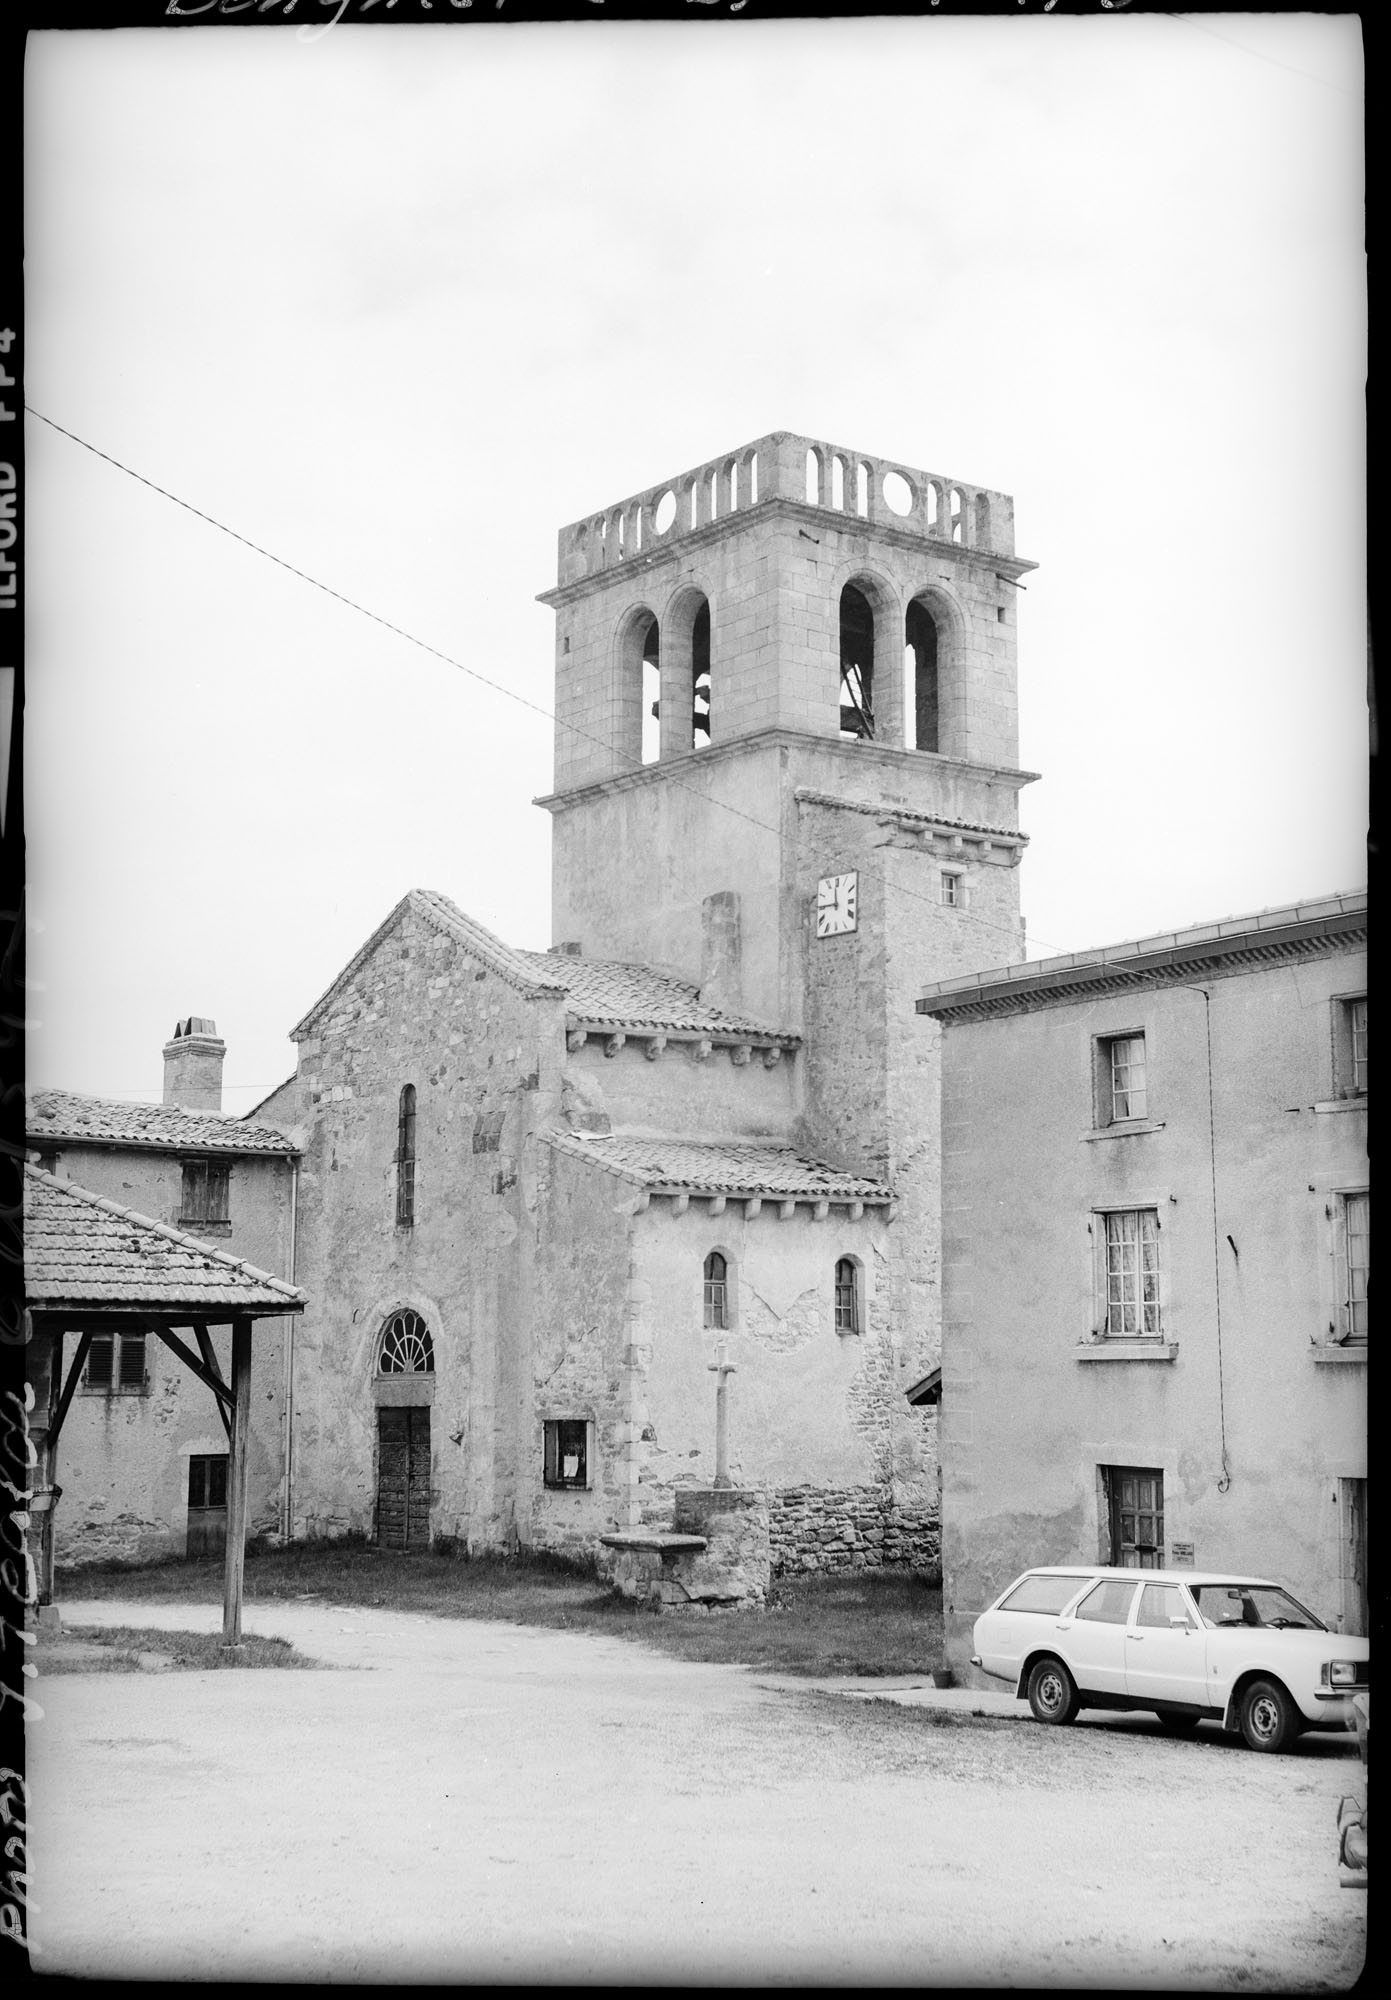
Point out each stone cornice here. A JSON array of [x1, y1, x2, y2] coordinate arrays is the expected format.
[[917, 898, 1367, 1024], [535, 728, 1039, 816]]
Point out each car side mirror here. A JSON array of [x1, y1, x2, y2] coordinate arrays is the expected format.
[[1169, 1616, 1192, 1630]]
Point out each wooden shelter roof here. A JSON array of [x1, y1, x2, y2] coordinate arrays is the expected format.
[[23, 1165, 305, 1318]]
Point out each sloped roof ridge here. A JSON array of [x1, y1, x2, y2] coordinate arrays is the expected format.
[[27, 1086, 300, 1155], [291, 889, 568, 1037], [510, 948, 798, 1041], [23, 1164, 306, 1302]]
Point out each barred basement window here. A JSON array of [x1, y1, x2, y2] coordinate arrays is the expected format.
[[396, 1084, 417, 1227], [180, 1159, 230, 1224], [85, 1332, 148, 1395], [703, 1251, 729, 1329], [834, 1257, 860, 1335], [543, 1418, 590, 1490]]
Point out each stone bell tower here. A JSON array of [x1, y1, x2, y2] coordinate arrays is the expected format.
[[535, 430, 1039, 1054]]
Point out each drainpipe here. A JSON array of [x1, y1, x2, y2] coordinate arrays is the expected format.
[[282, 1154, 299, 1543]]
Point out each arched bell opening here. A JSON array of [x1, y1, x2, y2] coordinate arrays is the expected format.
[[905, 597, 940, 753], [839, 584, 875, 741]]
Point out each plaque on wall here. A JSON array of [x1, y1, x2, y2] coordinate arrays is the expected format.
[[1170, 1541, 1195, 1566]]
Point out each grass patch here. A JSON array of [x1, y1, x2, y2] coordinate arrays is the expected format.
[[57, 1538, 944, 1678], [40, 1625, 320, 1674]]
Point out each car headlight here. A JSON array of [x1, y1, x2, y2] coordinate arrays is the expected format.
[[1323, 1661, 1362, 1687]]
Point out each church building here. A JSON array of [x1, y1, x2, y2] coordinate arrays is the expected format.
[[263, 431, 1039, 1569]]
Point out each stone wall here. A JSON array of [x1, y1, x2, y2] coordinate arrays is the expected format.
[[770, 1482, 940, 1578]]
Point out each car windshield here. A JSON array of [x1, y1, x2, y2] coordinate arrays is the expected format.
[[1188, 1583, 1326, 1632]]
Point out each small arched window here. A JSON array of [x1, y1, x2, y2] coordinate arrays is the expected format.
[[379, 1307, 434, 1374], [704, 1251, 729, 1329], [396, 1084, 417, 1228], [834, 1257, 860, 1335]]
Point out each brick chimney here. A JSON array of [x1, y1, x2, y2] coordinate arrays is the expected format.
[[162, 1016, 226, 1112]]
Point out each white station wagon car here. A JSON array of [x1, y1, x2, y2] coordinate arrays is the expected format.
[[971, 1566, 1369, 1752]]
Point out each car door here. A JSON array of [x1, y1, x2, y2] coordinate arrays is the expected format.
[[1052, 1577, 1141, 1694], [1123, 1579, 1210, 1706]]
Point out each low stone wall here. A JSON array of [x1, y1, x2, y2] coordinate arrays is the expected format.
[[770, 1484, 940, 1578]]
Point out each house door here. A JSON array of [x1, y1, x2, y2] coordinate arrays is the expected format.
[[377, 1407, 431, 1550], [187, 1454, 228, 1559], [1106, 1467, 1164, 1568]]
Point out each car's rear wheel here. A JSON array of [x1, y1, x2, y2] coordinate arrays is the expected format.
[[1027, 1656, 1079, 1726], [1238, 1678, 1299, 1754], [1157, 1712, 1201, 1736]]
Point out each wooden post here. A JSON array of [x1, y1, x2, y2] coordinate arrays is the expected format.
[[37, 1327, 60, 1610], [222, 1317, 253, 1647]]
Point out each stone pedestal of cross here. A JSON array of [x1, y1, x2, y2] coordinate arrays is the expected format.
[[708, 1339, 736, 1489]]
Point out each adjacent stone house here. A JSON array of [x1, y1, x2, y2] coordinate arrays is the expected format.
[[25, 1019, 299, 1564], [917, 895, 1369, 1670], [269, 432, 1040, 1570]]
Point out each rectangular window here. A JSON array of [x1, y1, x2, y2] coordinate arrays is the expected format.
[[180, 1159, 230, 1224], [1334, 995, 1367, 1097], [1098, 1208, 1161, 1335], [1337, 1192, 1369, 1342], [1075, 1577, 1141, 1623], [1104, 1466, 1164, 1568], [84, 1332, 147, 1395], [940, 870, 962, 908], [543, 1418, 590, 1490], [1096, 1032, 1147, 1124], [188, 1454, 229, 1511]]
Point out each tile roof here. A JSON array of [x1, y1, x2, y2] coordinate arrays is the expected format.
[[542, 1131, 891, 1202], [794, 788, 1028, 844], [512, 950, 799, 1043], [26, 1088, 299, 1156], [23, 1166, 305, 1315], [291, 889, 799, 1044]]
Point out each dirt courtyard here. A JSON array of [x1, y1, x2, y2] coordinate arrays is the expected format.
[[26, 1599, 1366, 1988]]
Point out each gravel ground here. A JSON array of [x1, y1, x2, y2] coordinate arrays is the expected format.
[[24, 1599, 1366, 1988]]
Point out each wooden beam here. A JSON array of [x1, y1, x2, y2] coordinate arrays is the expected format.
[[48, 1331, 93, 1453], [192, 1322, 234, 1442], [153, 1327, 235, 1418], [223, 1317, 253, 1647]]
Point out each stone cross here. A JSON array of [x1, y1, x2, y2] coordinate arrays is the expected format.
[[708, 1339, 736, 1489]]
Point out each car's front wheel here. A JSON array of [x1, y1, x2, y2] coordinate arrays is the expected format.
[[1238, 1677, 1299, 1754], [1027, 1655, 1079, 1726]]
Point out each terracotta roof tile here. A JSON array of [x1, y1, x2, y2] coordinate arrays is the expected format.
[[542, 1131, 891, 1201], [290, 889, 799, 1044], [27, 1089, 299, 1156], [514, 951, 798, 1042], [23, 1167, 305, 1314]]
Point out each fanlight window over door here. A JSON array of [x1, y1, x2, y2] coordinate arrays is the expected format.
[[379, 1308, 435, 1375]]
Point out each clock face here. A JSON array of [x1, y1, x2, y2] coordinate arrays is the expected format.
[[816, 872, 858, 937]]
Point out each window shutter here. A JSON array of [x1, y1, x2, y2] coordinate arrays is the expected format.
[[118, 1335, 146, 1389]]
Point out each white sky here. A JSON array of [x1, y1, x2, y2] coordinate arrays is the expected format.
[[24, 15, 1366, 1117]]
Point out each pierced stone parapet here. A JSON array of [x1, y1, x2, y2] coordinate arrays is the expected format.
[[552, 430, 1017, 587]]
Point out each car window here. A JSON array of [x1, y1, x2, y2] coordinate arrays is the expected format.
[[997, 1574, 1088, 1616], [1189, 1584, 1326, 1631], [1074, 1579, 1140, 1624], [1136, 1582, 1193, 1629]]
